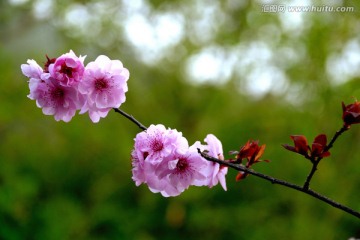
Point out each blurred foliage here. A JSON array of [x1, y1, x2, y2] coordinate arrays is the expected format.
[[1, 0, 360, 239]]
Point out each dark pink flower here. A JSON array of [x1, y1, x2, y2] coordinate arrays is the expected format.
[[48, 50, 85, 87], [32, 76, 84, 122]]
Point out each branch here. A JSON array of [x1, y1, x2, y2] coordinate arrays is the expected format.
[[303, 125, 349, 190], [113, 108, 147, 131], [198, 149, 360, 219]]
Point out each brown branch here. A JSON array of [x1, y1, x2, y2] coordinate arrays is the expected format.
[[113, 107, 359, 218], [113, 108, 147, 131], [198, 149, 360, 219], [303, 125, 349, 190]]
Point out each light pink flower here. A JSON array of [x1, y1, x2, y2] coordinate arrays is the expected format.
[[155, 150, 207, 197], [131, 124, 190, 196], [48, 50, 85, 87], [192, 134, 228, 190], [131, 149, 146, 186], [21, 59, 44, 100], [79, 55, 129, 123], [134, 124, 188, 161], [21, 59, 43, 79], [32, 76, 84, 122]]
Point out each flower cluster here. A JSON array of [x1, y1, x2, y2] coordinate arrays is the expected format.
[[21, 50, 129, 123], [230, 140, 268, 181], [282, 134, 330, 161], [131, 124, 228, 197]]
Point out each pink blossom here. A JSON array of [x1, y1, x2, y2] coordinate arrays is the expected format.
[[21, 59, 43, 79], [134, 124, 188, 162], [21, 59, 44, 100], [131, 124, 190, 196], [32, 76, 84, 122], [192, 134, 228, 190], [48, 50, 85, 87], [78, 55, 129, 123], [155, 150, 208, 197], [131, 149, 146, 186]]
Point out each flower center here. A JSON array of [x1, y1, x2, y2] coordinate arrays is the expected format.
[[60, 63, 73, 77], [95, 78, 108, 91], [51, 87, 64, 100], [176, 158, 188, 172], [151, 139, 164, 152]]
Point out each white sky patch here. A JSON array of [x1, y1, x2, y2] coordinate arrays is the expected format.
[[231, 41, 290, 97], [124, 12, 184, 64], [244, 66, 288, 97], [185, 1, 226, 45], [33, 0, 53, 20], [326, 38, 360, 85], [8, 0, 28, 5], [276, 0, 312, 36], [62, 4, 93, 38], [121, 0, 150, 15], [186, 47, 236, 85]]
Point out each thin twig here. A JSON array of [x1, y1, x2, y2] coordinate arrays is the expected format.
[[198, 149, 360, 219], [113, 108, 147, 131], [324, 125, 349, 152], [303, 125, 349, 190]]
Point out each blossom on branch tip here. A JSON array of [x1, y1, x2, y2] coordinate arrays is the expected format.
[[342, 100, 360, 127], [131, 125, 228, 196], [22, 51, 130, 123], [79, 55, 129, 123], [131, 124, 192, 196], [282, 134, 330, 160]]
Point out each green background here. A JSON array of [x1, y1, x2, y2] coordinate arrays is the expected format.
[[1, 0, 360, 239]]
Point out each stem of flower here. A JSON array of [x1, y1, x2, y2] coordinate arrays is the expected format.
[[198, 149, 360, 219], [303, 160, 320, 190], [113, 108, 147, 131], [303, 125, 349, 190], [324, 125, 349, 152]]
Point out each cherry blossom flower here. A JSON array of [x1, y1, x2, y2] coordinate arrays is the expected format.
[[48, 50, 86, 87], [155, 150, 207, 197], [21, 59, 44, 100], [79, 55, 129, 123], [131, 124, 190, 196], [31, 76, 84, 122], [21, 59, 43, 80], [193, 134, 228, 190]]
